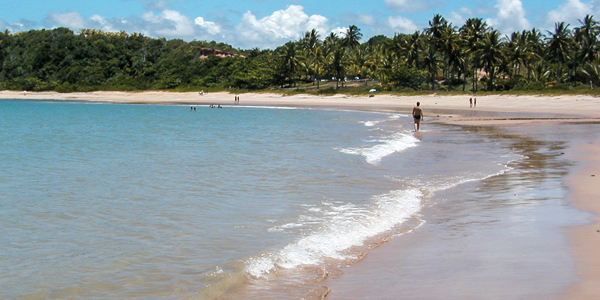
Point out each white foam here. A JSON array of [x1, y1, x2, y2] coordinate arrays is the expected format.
[[339, 132, 419, 164], [234, 105, 301, 110], [362, 114, 402, 127], [245, 188, 423, 278]]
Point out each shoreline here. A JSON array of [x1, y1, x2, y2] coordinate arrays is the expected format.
[[3, 90, 599, 298], [3, 89, 600, 115]]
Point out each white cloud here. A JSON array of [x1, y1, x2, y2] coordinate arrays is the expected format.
[[0, 19, 38, 33], [49, 12, 87, 29], [448, 11, 465, 26], [90, 15, 118, 32], [142, 9, 194, 37], [331, 27, 347, 37], [235, 5, 328, 48], [447, 8, 473, 26], [306, 15, 328, 33], [487, 0, 531, 33], [194, 17, 221, 35], [358, 14, 376, 26], [387, 16, 418, 33], [546, 0, 593, 28]]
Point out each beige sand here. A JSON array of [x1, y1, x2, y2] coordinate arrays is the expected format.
[[3, 90, 600, 117], [3, 90, 599, 298], [560, 142, 600, 299]]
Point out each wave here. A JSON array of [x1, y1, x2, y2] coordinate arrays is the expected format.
[[245, 188, 423, 278], [338, 131, 419, 164]]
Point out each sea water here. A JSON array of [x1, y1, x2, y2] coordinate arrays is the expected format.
[[0, 99, 530, 299]]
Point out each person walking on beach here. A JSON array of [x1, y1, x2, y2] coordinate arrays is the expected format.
[[474, 98, 477, 107], [469, 98, 473, 108], [412, 102, 424, 132]]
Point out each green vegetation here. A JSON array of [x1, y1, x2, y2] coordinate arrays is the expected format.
[[2, 14, 600, 95]]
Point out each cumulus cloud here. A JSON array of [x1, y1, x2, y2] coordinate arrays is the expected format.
[[1, 4, 333, 49], [90, 15, 118, 32], [0, 18, 38, 33], [447, 7, 473, 26], [546, 0, 593, 28], [235, 5, 328, 48], [48, 11, 87, 29], [330, 26, 348, 37], [487, 0, 531, 33], [306, 15, 328, 33], [358, 14, 376, 26], [142, 9, 194, 37], [194, 17, 221, 35], [387, 16, 418, 33]]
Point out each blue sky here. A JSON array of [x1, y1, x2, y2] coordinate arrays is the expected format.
[[0, 0, 598, 49]]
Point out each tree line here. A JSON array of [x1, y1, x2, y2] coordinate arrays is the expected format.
[[1, 14, 600, 93]]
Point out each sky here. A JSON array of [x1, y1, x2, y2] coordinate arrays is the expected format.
[[1, 0, 599, 49]]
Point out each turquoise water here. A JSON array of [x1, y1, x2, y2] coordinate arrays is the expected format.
[[1, 100, 524, 299]]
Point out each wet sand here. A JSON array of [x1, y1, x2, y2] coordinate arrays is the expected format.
[[2, 90, 599, 299], [324, 121, 600, 299], [560, 137, 600, 299]]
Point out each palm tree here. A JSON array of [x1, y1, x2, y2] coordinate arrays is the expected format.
[[504, 31, 534, 87], [574, 15, 599, 63], [531, 60, 552, 84], [342, 25, 362, 50], [460, 18, 488, 91], [546, 22, 575, 84], [374, 46, 395, 87], [574, 15, 599, 84], [312, 46, 326, 88], [323, 32, 340, 55], [438, 24, 461, 89], [425, 14, 448, 90], [279, 41, 300, 87], [386, 33, 405, 68], [299, 29, 322, 85], [422, 36, 440, 90], [349, 44, 371, 84], [405, 31, 424, 70], [523, 28, 544, 81], [301, 29, 321, 52], [581, 59, 600, 88], [475, 30, 505, 91], [329, 47, 346, 88]]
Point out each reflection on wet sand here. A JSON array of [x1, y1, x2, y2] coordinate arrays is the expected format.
[[324, 121, 593, 300]]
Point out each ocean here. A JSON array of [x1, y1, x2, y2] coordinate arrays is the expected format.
[[0, 99, 586, 299]]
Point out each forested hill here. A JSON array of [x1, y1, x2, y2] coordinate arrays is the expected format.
[[0, 28, 273, 92], [1, 14, 600, 93]]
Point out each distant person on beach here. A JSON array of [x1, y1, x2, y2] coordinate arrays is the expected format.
[[474, 98, 477, 107], [412, 102, 424, 132], [469, 98, 473, 108]]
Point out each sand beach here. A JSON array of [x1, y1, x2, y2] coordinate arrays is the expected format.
[[2, 90, 599, 299]]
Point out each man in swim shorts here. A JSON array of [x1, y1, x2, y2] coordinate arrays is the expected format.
[[412, 102, 423, 132]]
